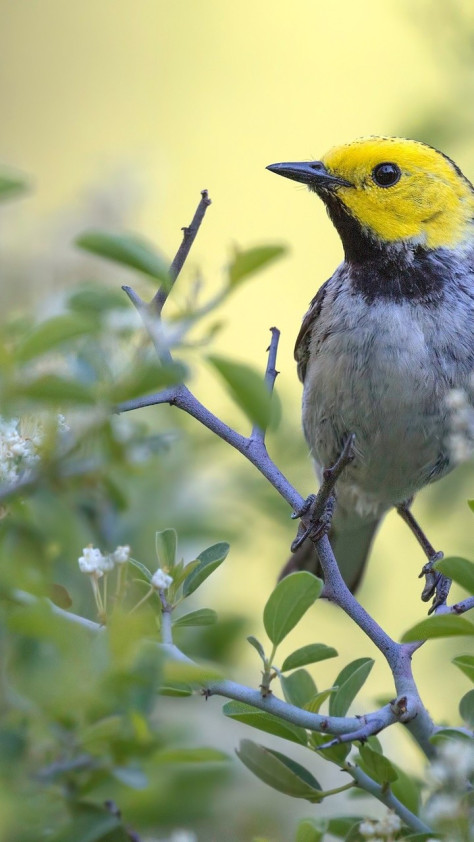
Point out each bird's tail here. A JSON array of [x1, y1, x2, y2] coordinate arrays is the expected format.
[[280, 509, 382, 593]]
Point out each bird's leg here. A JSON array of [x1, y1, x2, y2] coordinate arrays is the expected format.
[[395, 500, 450, 610], [290, 493, 336, 551], [290, 434, 355, 552]]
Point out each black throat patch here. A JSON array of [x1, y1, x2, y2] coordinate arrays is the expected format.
[[321, 192, 469, 304]]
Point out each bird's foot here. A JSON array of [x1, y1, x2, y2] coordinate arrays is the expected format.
[[291, 493, 336, 552], [396, 501, 450, 608], [419, 553, 451, 613]]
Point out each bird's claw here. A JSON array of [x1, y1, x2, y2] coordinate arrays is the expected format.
[[419, 552, 450, 611], [290, 494, 335, 552]]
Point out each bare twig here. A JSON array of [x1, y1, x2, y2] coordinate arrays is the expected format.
[[251, 326, 280, 442], [150, 189, 211, 316]]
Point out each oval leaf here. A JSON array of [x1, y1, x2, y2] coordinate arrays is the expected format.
[[76, 229, 171, 284], [15, 374, 95, 404], [282, 643, 338, 672], [111, 360, 186, 403], [263, 572, 323, 647], [459, 689, 474, 727], [228, 245, 286, 288], [236, 739, 322, 801], [434, 556, 474, 595], [182, 542, 229, 597], [16, 314, 96, 362], [172, 609, 217, 628], [295, 819, 327, 842], [358, 744, 398, 785], [452, 654, 474, 683], [401, 615, 474, 643], [155, 528, 177, 570], [280, 669, 317, 709], [329, 658, 374, 718], [223, 701, 307, 745], [247, 635, 266, 662], [207, 354, 275, 431]]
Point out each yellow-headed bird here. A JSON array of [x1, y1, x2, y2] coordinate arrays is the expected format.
[[267, 137, 474, 595]]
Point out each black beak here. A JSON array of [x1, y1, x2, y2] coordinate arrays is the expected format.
[[266, 160, 351, 189]]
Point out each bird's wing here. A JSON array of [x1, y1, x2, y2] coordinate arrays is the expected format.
[[294, 279, 330, 382]]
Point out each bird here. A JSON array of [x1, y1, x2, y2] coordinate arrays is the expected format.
[[267, 137, 474, 597]]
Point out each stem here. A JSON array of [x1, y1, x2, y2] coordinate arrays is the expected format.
[[345, 762, 433, 834], [150, 189, 211, 316], [251, 326, 280, 443]]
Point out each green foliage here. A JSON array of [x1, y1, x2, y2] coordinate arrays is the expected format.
[[328, 658, 374, 718], [76, 229, 171, 284], [263, 572, 323, 646]]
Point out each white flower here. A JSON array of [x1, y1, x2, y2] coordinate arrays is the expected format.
[[359, 820, 376, 837], [151, 568, 173, 590], [374, 811, 402, 836], [78, 546, 106, 576], [428, 738, 474, 788], [112, 545, 130, 564]]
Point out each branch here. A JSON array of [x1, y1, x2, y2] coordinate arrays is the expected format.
[[345, 762, 433, 835], [150, 189, 211, 316], [251, 326, 280, 442]]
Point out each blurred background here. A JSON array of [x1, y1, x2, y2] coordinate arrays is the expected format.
[[1, 1, 473, 839]]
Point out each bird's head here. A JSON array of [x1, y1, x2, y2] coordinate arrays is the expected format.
[[267, 137, 474, 261]]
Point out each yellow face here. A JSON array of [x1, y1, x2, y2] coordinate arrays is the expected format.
[[321, 137, 474, 249]]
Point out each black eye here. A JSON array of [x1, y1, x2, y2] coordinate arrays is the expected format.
[[372, 162, 401, 187]]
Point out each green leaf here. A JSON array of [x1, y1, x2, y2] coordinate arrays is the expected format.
[[282, 643, 338, 672], [326, 817, 364, 839], [228, 245, 286, 288], [401, 615, 474, 643], [172, 609, 217, 628], [236, 739, 323, 801], [329, 658, 374, 717], [304, 688, 336, 713], [155, 528, 177, 570], [468, 500, 474, 513], [110, 360, 186, 403], [434, 556, 474, 594], [430, 727, 474, 744], [128, 557, 153, 582], [358, 744, 398, 784], [247, 635, 266, 662], [452, 654, 474, 682], [223, 701, 308, 745], [0, 173, 29, 202], [182, 542, 229, 597], [309, 731, 351, 765], [49, 583, 73, 610], [459, 688, 474, 727], [14, 374, 95, 404], [76, 229, 171, 284], [16, 314, 97, 362], [263, 572, 323, 646], [162, 658, 222, 687], [390, 763, 421, 815], [295, 818, 327, 842], [281, 669, 317, 709], [207, 354, 276, 431]]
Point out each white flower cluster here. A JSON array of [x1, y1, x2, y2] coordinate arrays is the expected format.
[[0, 413, 70, 486], [359, 810, 402, 840], [0, 416, 41, 485], [78, 545, 130, 577], [423, 739, 474, 832], [151, 568, 173, 590], [445, 385, 474, 463]]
